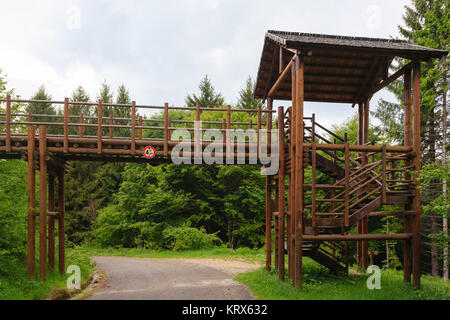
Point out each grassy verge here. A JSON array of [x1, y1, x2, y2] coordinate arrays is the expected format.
[[0, 249, 95, 300], [74, 246, 266, 262], [236, 262, 450, 300]]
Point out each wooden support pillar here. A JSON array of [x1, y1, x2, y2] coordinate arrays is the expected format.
[[265, 175, 272, 271], [109, 114, 114, 138], [97, 100, 103, 154], [265, 98, 273, 272], [138, 116, 143, 140], [39, 126, 47, 281], [27, 126, 36, 279], [5, 95, 11, 152], [131, 101, 136, 155], [274, 180, 279, 270], [58, 168, 65, 275], [48, 175, 55, 272], [164, 102, 169, 156], [288, 104, 294, 280], [362, 98, 370, 270], [64, 98, 69, 153], [294, 53, 304, 289], [412, 62, 421, 289], [357, 103, 363, 268], [278, 106, 286, 280], [403, 66, 413, 283]]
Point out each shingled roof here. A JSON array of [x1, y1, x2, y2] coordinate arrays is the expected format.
[[254, 30, 448, 103]]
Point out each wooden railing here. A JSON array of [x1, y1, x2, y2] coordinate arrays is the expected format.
[[0, 96, 276, 157]]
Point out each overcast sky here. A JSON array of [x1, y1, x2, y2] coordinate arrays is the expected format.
[[0, 0, 412, 127]]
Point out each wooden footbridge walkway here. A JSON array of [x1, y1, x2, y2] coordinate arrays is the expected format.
[[0, 30, 447, 290]]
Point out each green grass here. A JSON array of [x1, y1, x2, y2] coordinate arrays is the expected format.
[[236, 260, 450, 300], [74, 245, 266, 262], [0, 249, 95, 300]]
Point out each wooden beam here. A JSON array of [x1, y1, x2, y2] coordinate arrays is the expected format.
[[303, 233, 413, 241], [268, 59, 293, 98], [58, 168, 65, 275], [371, 62, 413, 95]]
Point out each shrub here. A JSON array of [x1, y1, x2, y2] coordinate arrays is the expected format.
[[162, 225, 221, 251]]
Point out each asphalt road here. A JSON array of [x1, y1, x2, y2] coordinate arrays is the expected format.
[[87, 256, 253, 300]]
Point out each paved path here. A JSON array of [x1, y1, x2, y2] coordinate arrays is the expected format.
[[87, 256, 254, 300]]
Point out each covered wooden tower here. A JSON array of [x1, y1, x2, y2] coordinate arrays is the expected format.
[[254, 30, 448, 289]]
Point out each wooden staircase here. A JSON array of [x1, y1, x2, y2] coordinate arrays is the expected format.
[[281, 113, 414, 273]]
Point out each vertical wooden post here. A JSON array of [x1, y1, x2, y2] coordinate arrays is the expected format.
[[274, 179, 279, 270], [357, 102, 363, 267], [79, 114, 84, 138], [265, 98, 273, 272], [294, 54, 304, 289], [64, 98, 69, 153], [311, 113, 316, 142], [194, 104, 201, 161], [382, 144, 387, 203], [288, 106, 294, 280], [5, 95, 11, 152], [226, 105, 232, 163], [109, 114, 114, 138], [257, 105, 262, 159], [344, 141, 350, 227], [97, 100, 103, 154], [412, 62, 421, 289], [131, 101, 136, 155], [39, 126, 47, 281], [138, 116, 143, 140], [222, 119, 226, 159], [311, 142, 317, 227], [403, 66, 412, 283], [277, 106, 285, 280], [48, 175, 55, 272], [27, 125, 36, 279], [362, 98, 370, 270], [58, 168, 65, 275], [164, 103, 169, 156]]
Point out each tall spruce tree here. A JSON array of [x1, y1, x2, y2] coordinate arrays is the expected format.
[[373, 0, 449, 276], [236, 76, 262, 110], [185, 75, 225, 108]]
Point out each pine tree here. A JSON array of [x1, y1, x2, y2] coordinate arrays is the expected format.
[[373, 0, 449, 277], [185, 75, 225, 108], [237, 76, 262, 110], [28, 85, 58, 133], [115, 84, 132, 137]]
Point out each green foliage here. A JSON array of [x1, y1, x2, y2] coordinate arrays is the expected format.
[[0, 160, 28, 275], [420, 162, 450, 261], [163, 225, 221, 251], [185, 74, 225, 108]]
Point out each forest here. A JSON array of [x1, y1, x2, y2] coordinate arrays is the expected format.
[[0, 0, 448, 292]]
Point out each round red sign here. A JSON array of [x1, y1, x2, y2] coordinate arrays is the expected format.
[[143, 146, 156, 159]]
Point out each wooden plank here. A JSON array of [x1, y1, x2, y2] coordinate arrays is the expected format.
[[39, 126, 47, 281], [382, 144, 387, 203], [311, 142, 316, 227], [138, 116, 143, 140], [27, 125, 36, 279], [79, 113, 84, 137]]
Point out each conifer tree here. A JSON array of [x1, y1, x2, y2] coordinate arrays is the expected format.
[[237, 76, 262, 110], [185, 75, 225, 108]]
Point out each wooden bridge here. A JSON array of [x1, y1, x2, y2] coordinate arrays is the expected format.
[[0, 30, 447, 290]]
